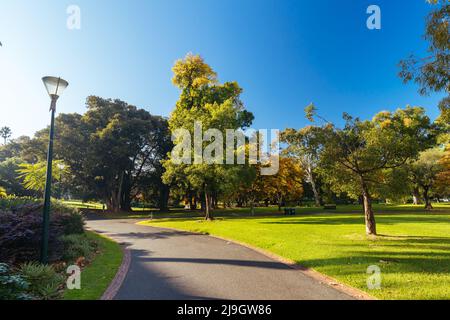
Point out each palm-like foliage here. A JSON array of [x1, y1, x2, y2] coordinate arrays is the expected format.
[[0, 126, 12, 144], [17, 161, 69, 193]]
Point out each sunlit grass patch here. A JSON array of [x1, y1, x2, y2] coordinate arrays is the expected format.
[[139, 210, 450, 300]]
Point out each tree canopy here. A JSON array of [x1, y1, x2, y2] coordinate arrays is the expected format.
[[51, 97, 172, 212], [399, 0, 450, 123], [310, 106, 435, 235], [163, 53, 254, 219]]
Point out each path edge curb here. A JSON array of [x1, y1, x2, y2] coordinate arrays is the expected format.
[[137, 221, 376, 301], [100, 239, 131, 300]]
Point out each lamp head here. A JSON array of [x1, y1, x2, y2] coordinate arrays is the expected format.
[[42, 76, 69, 99]]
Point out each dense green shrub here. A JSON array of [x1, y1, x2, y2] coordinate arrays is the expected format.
[[0, 263, 32, 300], [58, 211, 85, 235], [19, 262, 65, 300], [61, 234, 98, 262]]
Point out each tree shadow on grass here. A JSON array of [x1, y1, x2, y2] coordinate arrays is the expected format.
[[306, 234, 450, 276], [339, 233, 450, 249], [298, 251, 450, 275], [259, 215, 450, 226]]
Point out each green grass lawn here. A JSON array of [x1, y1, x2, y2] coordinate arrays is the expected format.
[[63, 231, 123, 300], [71, 201, 450, 219], [62, 200, 104, 210], [139, 205, 450, 300]]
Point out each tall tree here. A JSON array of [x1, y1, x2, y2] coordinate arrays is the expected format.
[[314, 106, 434, 235], [281, 126, 323, 207], [399, 0, 450, 123], [163, 53, 254, 220], [0, 127, 12, 145], [53, 97, 171, 212]]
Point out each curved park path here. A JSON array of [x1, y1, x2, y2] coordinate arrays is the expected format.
[[86, 216, 357, 300]]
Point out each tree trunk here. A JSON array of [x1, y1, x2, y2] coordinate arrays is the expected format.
[[121, 198, 132, 212], [361, 178, 376, 235], [423, 187, 433, 210], [211, 193, 218, 210], [412, 187, 421, 205], [204, 188, 213, 220], [308, 165, 321, 207], [250, 198, 255, 216], [106, 171, 126, 213], [189, 195, 196, 210], [200, 195, 205, 212], [159, 184, 170, 212], [108, 190, 121, 213], [310, 178, 321, 207], [120, 173, 132, 212], [277, 194, 283, 212]]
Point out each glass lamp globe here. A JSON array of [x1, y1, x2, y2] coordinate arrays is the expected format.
[[42, 76, 69, 98]]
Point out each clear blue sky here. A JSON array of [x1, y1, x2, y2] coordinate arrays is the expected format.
[[0, 0, 444, 138]]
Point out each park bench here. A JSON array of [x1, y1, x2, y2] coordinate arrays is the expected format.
[[323, 204, 337, 210], [284, 208, 296, 216]]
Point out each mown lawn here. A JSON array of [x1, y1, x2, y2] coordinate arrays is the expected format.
[[69, 201, 450, 219], [63, 231, 123, 300], [139, 206, 450, 300]]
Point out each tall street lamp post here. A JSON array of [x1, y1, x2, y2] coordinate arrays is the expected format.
[[41, 76, 69, 264]]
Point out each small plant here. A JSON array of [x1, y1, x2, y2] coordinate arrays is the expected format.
[[61, 234, 98, 262], [0, 263, 32, 300], [57, 210, 85, 235], [33, 281, 64, 300], [19, 262, 65, 300]]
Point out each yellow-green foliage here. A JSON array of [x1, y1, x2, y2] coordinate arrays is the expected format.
[[0, 186, 6, 198], [17, 160, 68, 193]]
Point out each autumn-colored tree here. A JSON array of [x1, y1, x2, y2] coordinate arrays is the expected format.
[[235, 158, 303, 212], [264, 157, 304, 211]]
